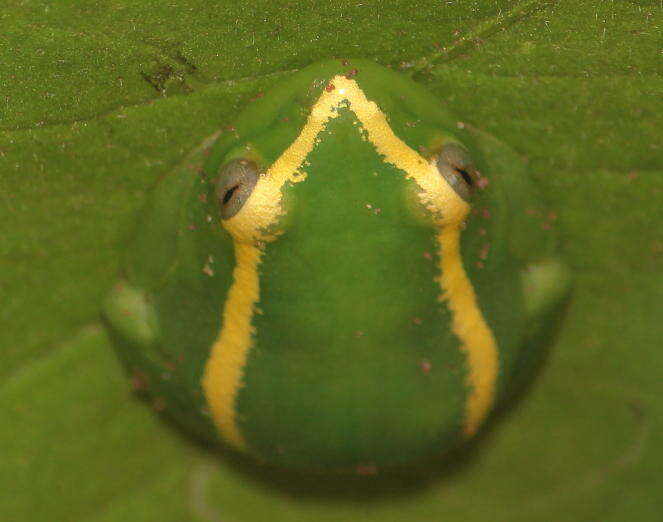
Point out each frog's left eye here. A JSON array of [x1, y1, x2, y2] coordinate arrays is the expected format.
[[435, 143, 479, 201], [215, 158, 259, 219]]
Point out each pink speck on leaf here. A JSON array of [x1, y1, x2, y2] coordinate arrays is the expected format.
[[419, 359, 432, 375]]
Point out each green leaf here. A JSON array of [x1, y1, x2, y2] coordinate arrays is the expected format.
[[1, 1, 661, 520]]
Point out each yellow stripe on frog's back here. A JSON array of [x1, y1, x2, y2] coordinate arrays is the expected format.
[[202, 75, 499, 450]]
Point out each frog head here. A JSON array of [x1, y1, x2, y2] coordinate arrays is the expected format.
[[103, 59, 569, 472]]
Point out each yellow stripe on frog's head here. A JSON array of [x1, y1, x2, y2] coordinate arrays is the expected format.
[[202, 75, 499, 451]]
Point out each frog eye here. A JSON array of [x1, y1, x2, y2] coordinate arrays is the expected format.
[[435, 143, 479, 201], [215, 158, 259, 219]]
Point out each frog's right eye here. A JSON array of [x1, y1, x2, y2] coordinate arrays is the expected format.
[[435, 143, 479, 202], [215, 158, 259, 219]]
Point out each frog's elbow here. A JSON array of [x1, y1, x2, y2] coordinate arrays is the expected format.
[[521, 258, 572, 318], [101, 280, 160, 349]]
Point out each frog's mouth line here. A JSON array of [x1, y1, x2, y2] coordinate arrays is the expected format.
[[202, 76, 498, 452]]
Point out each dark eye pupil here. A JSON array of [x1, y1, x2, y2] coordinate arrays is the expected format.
[[435, 143, 477, 201], [215, 158, 260, 220], [223, 184, 239, 205], [456, 168, 473, 186]]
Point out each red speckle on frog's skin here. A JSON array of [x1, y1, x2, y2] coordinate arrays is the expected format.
[[198, 193, 207, 203], [325, 83, 336, 92], [131, 372, 149, 391], [356, 463, 378, 475], [187, 224, 197, 231], [541, 211, 559, 231], [477, 176, 489, 190], [412, 317, 423, 325], [481, 208, 491, 219], [419, 359, 432, 375], [627, 171, 639, 180], [479, 244, 490, 260], [423, 251, 433, 260], [345, 68, 359, 79]]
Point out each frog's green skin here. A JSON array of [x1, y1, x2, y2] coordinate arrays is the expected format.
[[102, 59, 569, 472]]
